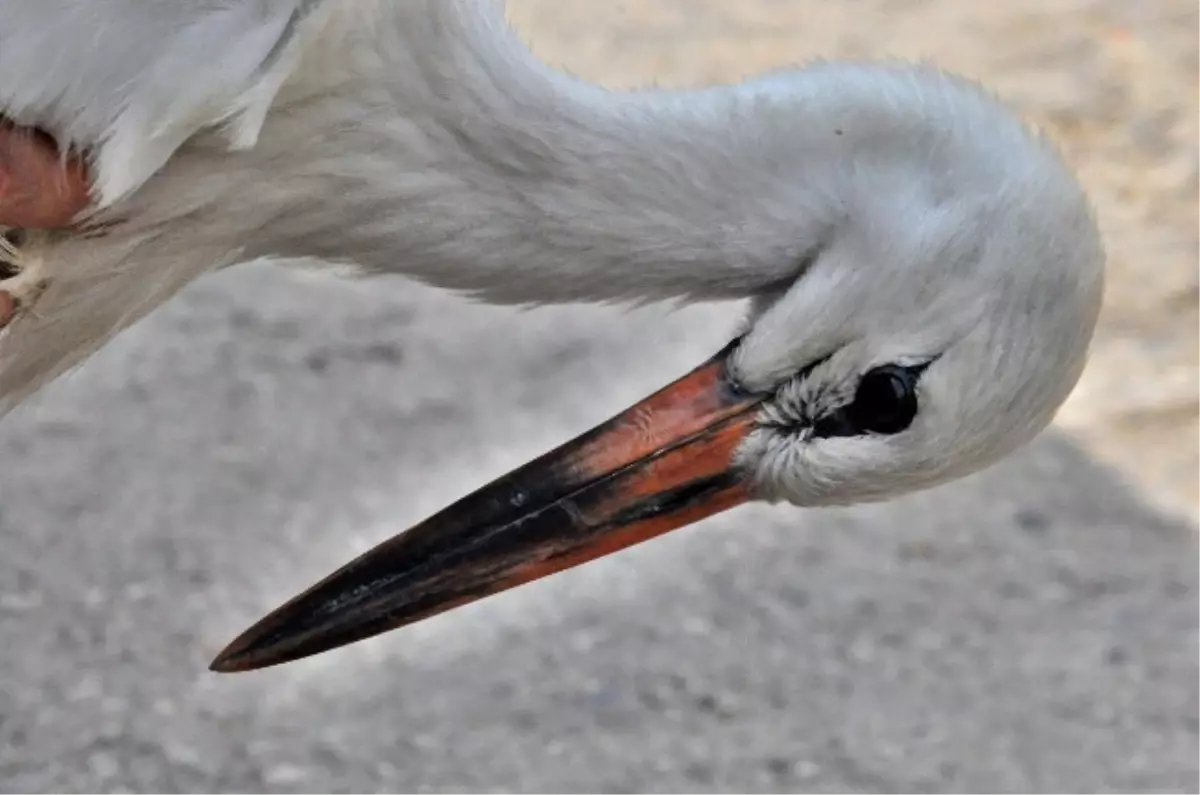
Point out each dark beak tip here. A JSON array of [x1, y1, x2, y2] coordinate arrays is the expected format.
[[208, 643, 293, 674], [208, 586, 379, 674], [207, 655, 241, 674], [208, 617, 295, 674], [207, 637, 263, 674]]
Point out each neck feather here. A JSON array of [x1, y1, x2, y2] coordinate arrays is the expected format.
[[231, 0, 813, 306]]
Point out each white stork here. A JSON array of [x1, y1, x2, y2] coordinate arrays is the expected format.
[[0, 0, 1104, 671]]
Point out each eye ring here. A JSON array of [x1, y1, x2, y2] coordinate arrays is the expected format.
[[845, 364, 919, 435]]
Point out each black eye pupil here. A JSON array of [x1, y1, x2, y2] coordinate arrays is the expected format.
[[847, 365, 918, 435]]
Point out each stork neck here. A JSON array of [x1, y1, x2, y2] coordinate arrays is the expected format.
[[256, 2, 813, 306]]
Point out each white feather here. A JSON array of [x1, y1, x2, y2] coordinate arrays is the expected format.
[[0, 0, 318, 205]]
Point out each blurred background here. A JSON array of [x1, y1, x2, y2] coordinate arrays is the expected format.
[[0, 0, 1196, 791]]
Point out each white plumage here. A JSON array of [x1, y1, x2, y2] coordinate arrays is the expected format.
[[0, 0, 1103, 511], [0, 0, 319, 205]]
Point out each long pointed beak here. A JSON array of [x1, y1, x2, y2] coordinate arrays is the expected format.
[[210, 339, 765, 673]]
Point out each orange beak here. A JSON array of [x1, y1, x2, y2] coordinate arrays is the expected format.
[[210, 340, 766, 673]]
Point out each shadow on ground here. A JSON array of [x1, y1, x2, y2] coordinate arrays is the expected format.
[[0, 265, 1195, 792]]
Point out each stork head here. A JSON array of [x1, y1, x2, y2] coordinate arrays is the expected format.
[[211, 68, 1105, 672], [727, 113, 1106, 506]]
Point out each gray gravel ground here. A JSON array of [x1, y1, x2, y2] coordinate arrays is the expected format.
[[0, 264, 1196, 792]]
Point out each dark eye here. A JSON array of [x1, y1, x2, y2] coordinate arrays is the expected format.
[[845, 364, 919, 435]]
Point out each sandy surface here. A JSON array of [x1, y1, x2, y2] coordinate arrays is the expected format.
[[0, 2, 1195, 793]]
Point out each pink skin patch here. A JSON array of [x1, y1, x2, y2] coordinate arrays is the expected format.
[[0, 122, 91, 229]]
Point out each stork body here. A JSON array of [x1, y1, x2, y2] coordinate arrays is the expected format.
[[0, 0, 1104, 670]]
